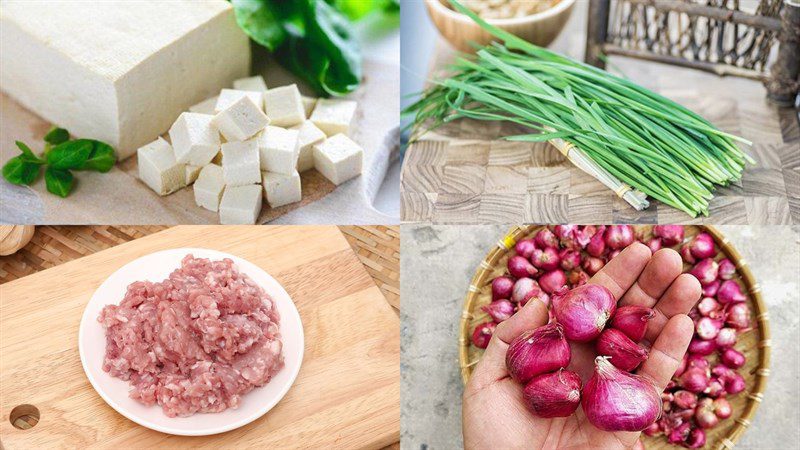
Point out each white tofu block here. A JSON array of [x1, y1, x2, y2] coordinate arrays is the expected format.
[[185, 164, 202, 185], [137, 137, 185, 195], [215, 89, 264, 113], [219, 184, 262, 225], [301, 96, 317, 118], [233, 75, 268, 92], [0, 1, 249, 159], [310, 98, 358, 137], [291, 121, 326, 172], [221, 139, 261, 186], [262, 170, 301, 208], [189, 96, 219, 115], [193, 164, 225, 212], [212, 96, 269, 142], [258, 126, 300, 175], [313, 134, 363, 186], [169, 112, 220, 166], [264, 84, 305, 128]]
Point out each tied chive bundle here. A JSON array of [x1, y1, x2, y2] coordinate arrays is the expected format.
[[404, 0, 753, 217]]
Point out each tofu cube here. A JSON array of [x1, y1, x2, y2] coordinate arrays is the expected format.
[[185, 164, 202, 185], [262, 170, 302, 208], [213, 95, 269, 142], [169, 112, 220, 166], [137, 137, 185, 195], [310, 98, 357, 137], [233, 75, 268, 92], [313, 134, 363, 186], [258, 126, 299, 175], [189, 96, 218, 115], [193, 164, 225, 212], [264, 84, 305, 127], [215, 89, 264, 113], [292, 121, 326, 172], [221, 139, 261, 186], [301, 95, 317, 118], [219, 184, 262, 224]]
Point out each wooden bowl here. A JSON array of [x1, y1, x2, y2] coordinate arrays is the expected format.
[[459, 225, 770, 449], [424, 0, 576, 52]]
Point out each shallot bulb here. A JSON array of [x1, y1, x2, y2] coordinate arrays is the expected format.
[[697, 297, 721, 317], [717, 280, 746, 304], [566, 269, 589, 287], [609, 305, 655, 342], [687, 354, 710, 370], [608, 249, 622, 260], [696, 317, 722, 340], [679, 368, 709, 393], [672, 390, 698, 409], [534, 228, 558, 249], [713, 397, 732, 419], [581, 256, 605, 276], [725, 372, 746, 395], [596, 328, 648, 371], [674, 354, 688, 378], [653, 225, 685, 247], [604, 225, 634, 250], [512, 278, 539, 304], [715, 327, 737, 348], [668, 422, 691, 444], [680, 244, 696, 264], [531, 247, 561, 271], [689, 258, 719, 286], [702, 280, 720, 298], [482, 300, 515, 323], [551, 284, 616, 342], [514, 239, 537, 259], [704, 378, 725, 398], [538, 269, 566, 294], [688, 233, 716, 259], [522, 368, 581, 418], [559, 249, 581, 271], [726, 302, 751, 329], [587, 227, 606, 257], [582, 356, 661, 431], [643, 422, 661, 436], [506, 323, 571, 383], [718, 258, 736, 280], [645, 238, 662, 254], [686, 428, 706, 448], [688, 337, 717, 355], [508, 255, 537, 279], [695, 398, 719, 429], [491, 276, 514, 301], [574, 225, 596, 249], [720, 347, 745, 369], [471, 322, 496, 349]]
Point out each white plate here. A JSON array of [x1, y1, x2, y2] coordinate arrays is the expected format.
[[78, 248, 304, 436]]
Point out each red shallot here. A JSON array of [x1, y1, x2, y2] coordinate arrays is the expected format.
[[679, 368, 709, 393], [717, 280, 746, 304], [672, 390, 698, 409], [522, 368, 581, 418], [582, 356, 661, 432], [702, 280, 720, 298], [695, 397, 719, 429], [713, 398, 732, 419], [491, 276, 514, 301], [471, 322, 496, 349], [512, 278, 539, 304], [668, 422, 691, 444], [688, 233, 716, 259], [559, 249, 581, 271], [604, 225, 634, 250], [688, 337, 717, 355], [566, 269, 589, 287], [551, 284, 616, 342], [718, 258, 736, 280], [582, 256, 605, 276], [697, 297, 721, 317], [531, 247, 561, 271], [686, 428, 706, 448], [653, 225, 685, 247], [715, 327, 737, 348], [725, 302, 751, 329], [508, 255, 538, 279], [646, 238, 663, 254], [538, 269, 566, 294], [609, 305, 655, 342], [587, 227, 606, 257], [596, 328, 648, 371], [725, 372, 746, 395], [514, 239, 537, 259], [680, 244, 696, 264], [704, 378, 725, 398], [534, 228, 559, 249], [695, 317, 722, 340], [482, 300, 515, 323], [506, 323, 571, 383], [689, 258, 719, 286]]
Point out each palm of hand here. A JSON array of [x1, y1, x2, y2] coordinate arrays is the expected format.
[[463, 243, 702, 450]]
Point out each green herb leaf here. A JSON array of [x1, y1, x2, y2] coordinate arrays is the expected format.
[[44, 167, 74, 198], [46, 139, 93, 170], [79, 140, 117, 172], [43, 126, 70, 145], [2, 155, 41, 185], [15, 141, 45, 164], [231, 0, 288, 52]]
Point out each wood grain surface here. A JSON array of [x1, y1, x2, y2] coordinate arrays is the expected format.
[[0, 226, 399, 449], [401, 39, 800, 225]]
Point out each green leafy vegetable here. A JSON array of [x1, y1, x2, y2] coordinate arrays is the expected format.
[[47, 140, 93, 170], [2, 156, 41, 186], [15, 141, 45, 164], [334, 0, 398, 20], [44, 167, 74, 198], [43, 126, 70, 145], [79, 140, 116, 172]]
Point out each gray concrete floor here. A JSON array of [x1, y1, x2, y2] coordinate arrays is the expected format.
[[400, 225, 800, 450]]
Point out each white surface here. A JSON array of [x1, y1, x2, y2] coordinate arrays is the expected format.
[[215, 89, 264, 114], [169, 112, 221, 166], [0, 0, 249, 159], [221, 140, 261, 186], [313, 134, 364, 186], [78, 248, 304, 436], [219, 184, 262, 224], [137, 137, 185, 196], [293, 121, 327, 173], [310, 99, 358, 137], [189, 96, 220, 115], [264, 85, 306, 128], [185, 165, 202, 185], [263, 171, 302, 208], [213, 96, 269, 142], [259, 126, 300, 175], [233, 75, 268, 92], [193, 164, 225, 212]]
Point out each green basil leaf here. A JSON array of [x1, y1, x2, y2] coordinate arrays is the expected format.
[[46, 139, 93, 170], [232, 0, 288, 52], [2, 155, 41, 185], [15, 141, 45, 164], [43, 126, 70, 145], [79, 140, 117, 172], [44, 167, 74, 198]]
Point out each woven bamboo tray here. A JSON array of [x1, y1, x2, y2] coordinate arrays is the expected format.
[[459, 225, 770, 450]]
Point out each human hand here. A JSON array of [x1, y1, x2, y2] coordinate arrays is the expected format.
[[462, 243, 702, 450]]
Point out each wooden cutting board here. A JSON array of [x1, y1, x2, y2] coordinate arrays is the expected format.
[[0, 226, 399, 449]]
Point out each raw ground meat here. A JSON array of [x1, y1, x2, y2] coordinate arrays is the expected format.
[[98, 255, 284, 417]]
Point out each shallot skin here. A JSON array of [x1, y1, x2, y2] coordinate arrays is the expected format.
[[506, 323, 571, 383], [522, 369, 581, 418], [471, 322, 496, 349], [595, 328, 648, 371], [552, 284, 617, 342], [582, 357, 662, 432], [609, 305, 655, 342]]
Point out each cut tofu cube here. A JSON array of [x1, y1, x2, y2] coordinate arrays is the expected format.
[[212, 96, 269, 142], [233, 75, 268, 92], [258, 126, 300, 175], [193, 164, 225, 212], [219, 184, 262, 224], [185, 164, 202, 185], [310, 98, 357, 137], [262, 170, 302, 208], [169, 112, 220, 166], [215, 89, 264, 113], [313, 134, 363, 186], [221, 139, 261, 186], [137, 137, 185, 195], [189, 96, 218, 115], [301, 96, 317, 118], [264, 84, 305, 127], [292, 121, 326, 172]]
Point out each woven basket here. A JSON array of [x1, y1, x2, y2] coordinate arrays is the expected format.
[[459, 225, 770, 450]]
